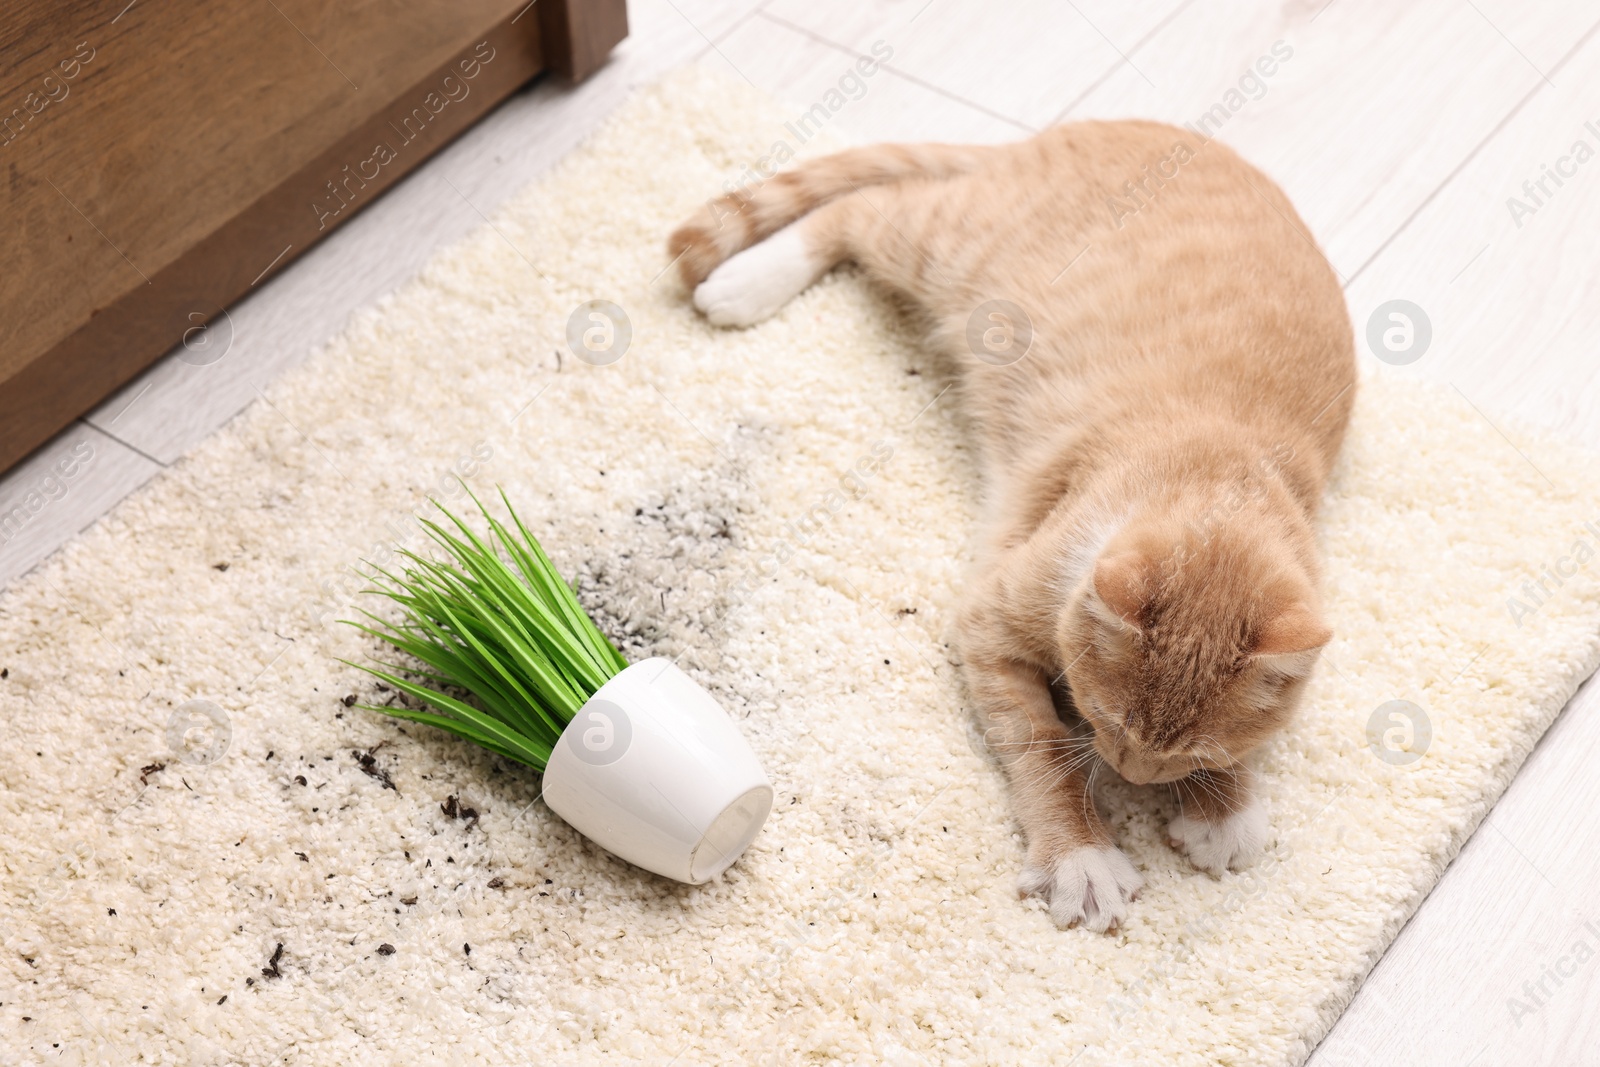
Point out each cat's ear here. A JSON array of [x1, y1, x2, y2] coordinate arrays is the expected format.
[[1251, 603, 1331, 674], [1091, 551, 1149, 630]]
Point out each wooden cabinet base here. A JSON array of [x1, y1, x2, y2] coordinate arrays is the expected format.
[[0, 0, 627, 474]]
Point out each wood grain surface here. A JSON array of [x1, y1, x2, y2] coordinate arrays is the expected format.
[[0, 0, 625, 474]]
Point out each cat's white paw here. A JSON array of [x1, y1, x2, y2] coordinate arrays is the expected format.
[[1018, 845, 1143, 932], [1168, 797, 1268, 875], [693, 223, 824, 327]]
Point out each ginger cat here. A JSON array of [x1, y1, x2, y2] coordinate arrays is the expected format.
[[669, 121, 1355, 932]]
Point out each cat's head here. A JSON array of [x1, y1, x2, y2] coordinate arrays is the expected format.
[[1059, 519, 1330, 785]]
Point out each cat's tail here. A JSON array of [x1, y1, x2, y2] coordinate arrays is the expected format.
[[668, 142, 993, 287]]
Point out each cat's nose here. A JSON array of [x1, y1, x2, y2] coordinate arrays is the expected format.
[[1120, 762, 1155, 785]]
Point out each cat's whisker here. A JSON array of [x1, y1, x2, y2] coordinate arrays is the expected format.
[[1004, 745, 1106, 790], [1008, 750, 1102, 789], [986, 733, 1099, 759], [1023, 762, 1095, 797], [1176, 768, 1229, 812]]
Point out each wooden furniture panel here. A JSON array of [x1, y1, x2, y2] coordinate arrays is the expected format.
[[0, 0, 626, 473]]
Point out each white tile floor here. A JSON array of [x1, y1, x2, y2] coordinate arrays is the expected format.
[[4, 0, 1599, 1059]]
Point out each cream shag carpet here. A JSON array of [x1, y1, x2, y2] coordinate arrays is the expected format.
[[4, 67, 1600, 1067]]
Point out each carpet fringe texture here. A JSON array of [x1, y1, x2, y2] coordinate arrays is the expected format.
[[2, 67, 1599, 1066]]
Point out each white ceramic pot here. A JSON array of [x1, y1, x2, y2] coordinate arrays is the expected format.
[[541, 658, 773, 884]]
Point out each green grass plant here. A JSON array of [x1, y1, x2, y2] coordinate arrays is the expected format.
[[341, 488, 627, 770]]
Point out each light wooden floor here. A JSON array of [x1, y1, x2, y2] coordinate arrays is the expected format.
[[5, 0, 1599, 1060]]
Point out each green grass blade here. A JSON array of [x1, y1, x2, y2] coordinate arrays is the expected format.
[[355, 704, 542, 767], [493, 485, 628, 674], [430, 591, 579, 731], [418, 520, 603, 687], [340, 661, 554, 765], [475, 485, 614, 664], [425, 526, 614, 705], [344, 618, 552, 743]]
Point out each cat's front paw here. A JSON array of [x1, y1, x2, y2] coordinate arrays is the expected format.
[[1018, 845, 1143, 932], [1168, 798, 1268, 875]]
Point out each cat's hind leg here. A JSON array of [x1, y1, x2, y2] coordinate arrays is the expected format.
[[691, 183, 949, 327], [668, 141, 994, 287], [692, 220, 832, 327], [689, 190, 877, 327]]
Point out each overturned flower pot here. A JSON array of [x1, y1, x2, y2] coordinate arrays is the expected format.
[[543, 658, 773, 883], [342, 488, 773, 885]]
